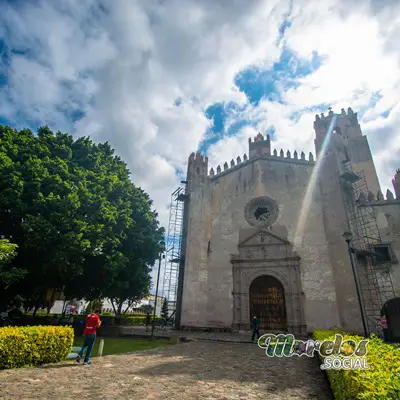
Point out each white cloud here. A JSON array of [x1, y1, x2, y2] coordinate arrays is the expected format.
[[207, 125, 259, 169], [0, 0, 293, 230], [1, 0, 400, 292], [206, 0, 400, 196]]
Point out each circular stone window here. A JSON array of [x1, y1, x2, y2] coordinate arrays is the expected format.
[[244, 196, 279, 227]]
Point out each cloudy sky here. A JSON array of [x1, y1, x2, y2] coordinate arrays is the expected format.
[[1, 0, 399, 289]]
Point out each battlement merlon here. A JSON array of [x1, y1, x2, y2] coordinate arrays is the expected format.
[[209, 148, 315, 178], [356, 187, 400, 206], [314, 107, 362, 140], [249, 132, 271, 158], [188, 151, 208, 165], [392, 169, 400, 199], [187, 151, 209, 182]]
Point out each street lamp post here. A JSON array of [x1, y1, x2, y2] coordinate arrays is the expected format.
[[343, 231, 369, 337], [151, 252, 164, 339]]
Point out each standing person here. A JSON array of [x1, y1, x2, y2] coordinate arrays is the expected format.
[[379, 314, 389, 343], [145, 312, 151, 332], [68, 305, 75, 325], [251, 315, 260, 342], [76, 309, 102, 365]]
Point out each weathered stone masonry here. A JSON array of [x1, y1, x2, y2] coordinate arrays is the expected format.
[[177, 107, 400, 335]]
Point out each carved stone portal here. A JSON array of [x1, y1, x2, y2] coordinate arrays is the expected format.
[[231, 225, 307, 335]]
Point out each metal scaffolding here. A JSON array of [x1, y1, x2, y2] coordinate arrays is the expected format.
[[340, 161, 395, 335], [161, 187, 187, 316]]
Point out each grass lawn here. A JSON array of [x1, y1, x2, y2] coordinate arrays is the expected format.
[[72, 337, 172, 357]]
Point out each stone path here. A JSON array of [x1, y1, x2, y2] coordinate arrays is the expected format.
[[121, 326, 309, 343], [0, 341, 332, 400]]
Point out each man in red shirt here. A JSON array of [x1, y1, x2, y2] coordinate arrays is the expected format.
[[76, 309, 102, 365]]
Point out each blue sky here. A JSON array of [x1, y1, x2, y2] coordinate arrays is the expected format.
[[199, 49, 326, 154]]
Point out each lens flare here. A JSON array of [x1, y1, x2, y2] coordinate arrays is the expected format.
[[294, 115, 338, 248]]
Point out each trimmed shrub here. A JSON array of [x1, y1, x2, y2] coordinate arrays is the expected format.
[[314, 329, 400, 400], [0, 325, 74, 369], [123, 316, 166, 325]]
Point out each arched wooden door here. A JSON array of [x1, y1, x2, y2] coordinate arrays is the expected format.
[[249, 275, 287, 330]]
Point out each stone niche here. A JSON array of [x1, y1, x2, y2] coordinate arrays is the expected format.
[[231, 224, 307, 335]]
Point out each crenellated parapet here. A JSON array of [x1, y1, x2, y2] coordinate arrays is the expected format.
[[314, 107, 362, 143], [249, 132, 271, 158], [209, 148, 315, 177], [187, 151, 208, 184], [392, 168, 400, 199], [314, 107, 358, 129], [357, 188, 400, 207]]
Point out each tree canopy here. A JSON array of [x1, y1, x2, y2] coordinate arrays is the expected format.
[[0, 125, 164, 313]]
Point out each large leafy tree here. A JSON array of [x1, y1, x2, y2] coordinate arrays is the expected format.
[[104, 188, 165, 315], [0, 239, 24, 293], [0, 125, 163, 312]]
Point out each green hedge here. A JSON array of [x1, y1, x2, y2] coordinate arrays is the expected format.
[[9, 313, 164, 328], [313, 329, 400, 400], [123, 316, 166, 325], [0, 326, 74, 369]]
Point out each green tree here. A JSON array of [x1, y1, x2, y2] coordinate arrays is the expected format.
[[86, 299, 103, 313], [0, 239, 25, 292], [105, 188, 165, 315], [0, 125, 163, 313], [161, 298, 169, 319]]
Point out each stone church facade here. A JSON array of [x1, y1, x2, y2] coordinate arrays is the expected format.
[[176, 107, 400, 336]]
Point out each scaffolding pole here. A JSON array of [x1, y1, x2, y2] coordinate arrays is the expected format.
[[340, 162, 395, 335], [161, 187, 187, 316]]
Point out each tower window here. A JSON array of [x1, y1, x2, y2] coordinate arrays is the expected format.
[[334, 126, 342, 135], [374, 245, 391, 264]]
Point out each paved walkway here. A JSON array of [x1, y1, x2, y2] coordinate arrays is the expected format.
[[120, 326, 309, 342], [0, 340, 332, 400]]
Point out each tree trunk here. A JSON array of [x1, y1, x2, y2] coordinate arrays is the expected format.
[[32, 293, 42, 318], [110, 299, 117, 315], [32, 304, 38, 318], [46, 289, 55, 315], [116, 300, 124, 325], [117, 301, 123, 315], [123, 300, 134, 314], [60, 299, 68, 324]]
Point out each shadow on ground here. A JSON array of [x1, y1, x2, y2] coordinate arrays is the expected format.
[[1, 340, 333, 400], [130, 341, 333, 398]]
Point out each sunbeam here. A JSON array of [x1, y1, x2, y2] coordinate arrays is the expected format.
[[294, 114, 338, 248]]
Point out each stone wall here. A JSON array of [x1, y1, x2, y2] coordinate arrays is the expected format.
[[181, 152, 340, 332], [369, 199, 400, 296], [313, 108, 382, 335]]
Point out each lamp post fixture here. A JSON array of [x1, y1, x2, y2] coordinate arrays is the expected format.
[[151, 252, 164, 339], [343, 231, 369, 337], [150, 246, 173, 339]]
